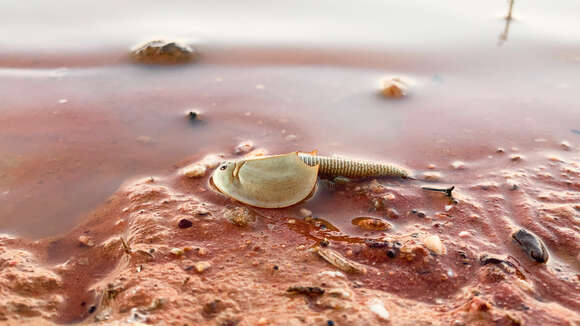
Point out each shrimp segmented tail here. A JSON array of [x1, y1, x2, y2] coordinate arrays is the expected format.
[[297, 153, 409, 178]]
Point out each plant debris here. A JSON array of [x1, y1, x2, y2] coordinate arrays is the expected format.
[[314, 247, 367, 274]]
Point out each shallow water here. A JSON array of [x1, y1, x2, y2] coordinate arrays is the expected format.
[[1, 2, 580, 324]]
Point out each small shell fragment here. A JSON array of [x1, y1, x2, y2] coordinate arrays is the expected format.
[[315, 247, 367, 274], [352, 217, 392, 231]]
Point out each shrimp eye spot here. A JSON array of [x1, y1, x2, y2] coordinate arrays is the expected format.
[[219, 165, 227, 171]]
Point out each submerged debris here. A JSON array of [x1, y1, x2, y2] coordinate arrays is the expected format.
[[512, 229, 549, 263], [352, 217, 392, 231], [315, 247, 367, 274], [422, 186, 455, 198], [130, 39, 196, 64]]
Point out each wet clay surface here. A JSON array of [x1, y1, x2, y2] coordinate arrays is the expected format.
[[1, 145, 579, 325], [2, 0, 580, 324]]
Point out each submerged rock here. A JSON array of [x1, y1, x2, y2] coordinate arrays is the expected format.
[[512, 229, 549, 263], [130, 39, 196, 64]]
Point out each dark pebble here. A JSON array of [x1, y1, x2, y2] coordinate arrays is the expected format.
[[512, 229, 549, 263], [386, 249, 396, 258], [88, 305, 96, 314], [417, 211, 426, 218], [365, 240, 389, 248], [178, 218, 193, 229], [327, 320, 335, 326], [571, 129, 580, 135]]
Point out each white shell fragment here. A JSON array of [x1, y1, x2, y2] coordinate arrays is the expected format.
[[212, 152, 319, 208]]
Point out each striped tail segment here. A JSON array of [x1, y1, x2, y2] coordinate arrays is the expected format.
[[297, 153, 409, 178]]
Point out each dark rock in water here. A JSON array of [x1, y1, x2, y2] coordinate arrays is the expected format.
[[512, 229, 549, 263], [130, 39, 196, 64], [187, 110, 202, 125]]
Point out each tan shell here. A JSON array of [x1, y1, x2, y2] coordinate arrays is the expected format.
[[212, 152, 319, 208]]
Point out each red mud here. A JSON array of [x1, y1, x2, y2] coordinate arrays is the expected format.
[[2, 1, 580, 324]]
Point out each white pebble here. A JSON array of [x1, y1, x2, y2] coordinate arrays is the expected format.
[[368, 298, 390, 321], [78, 235, 94, 247], [299, 208, 312, 217], [183, 164, 207, 178], [423, 235, 446, 255], [194, 261, 211, 273], [451, 161, 465, 170], [170, 248, 184, 256], [234, 141, 254, 154], [561, 141, 572, 151], [458, 231, 470, 238], [422, 172, 442, 182]]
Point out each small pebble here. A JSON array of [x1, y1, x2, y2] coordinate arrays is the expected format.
[[234, 141, 254, 154], [58, 99, 68, 104], [451, 161, 465, 170], [178, 219, 193, 229], [496, 147, 505, 153], [193, 261, 211, 273], [299, 208, 312, 217], [458, 231, 470, 238], [380, 78, 408, 99], [427, 164, 436, 169], [561, 141, 572, 151], [187, 110, 202, 123], [78, 235, 95, 247], [136, 136, 153, 145], [510, 154, 523, 161], [423, 235, 446, 255], [383, 193, 396, 201], [170, 248, 184, 256], [367, 298, 390, 321], [183, 164, 207, 178], [258, 317, 268, 326], [422, 172, 442, 182], [285, 134, 297, 141]]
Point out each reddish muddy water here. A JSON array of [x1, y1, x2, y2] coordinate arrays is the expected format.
[[0, 0, 580, 324]]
